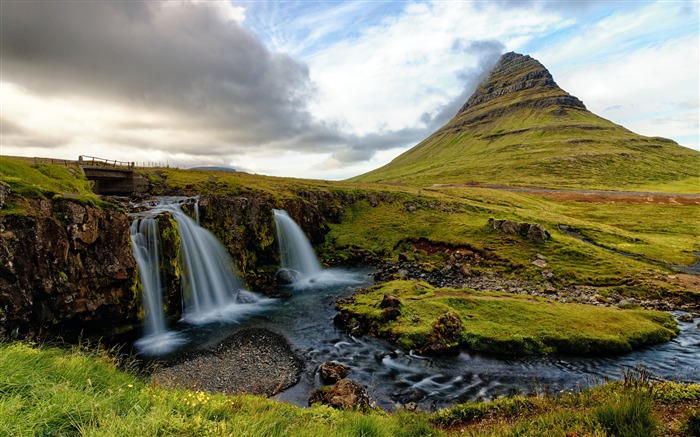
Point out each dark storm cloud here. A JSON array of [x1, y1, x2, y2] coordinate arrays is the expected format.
[[1, 0, 316, 150], [1, 1, 508, 168]]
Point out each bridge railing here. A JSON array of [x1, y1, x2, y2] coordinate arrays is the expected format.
[[79, 155, 134, 169]]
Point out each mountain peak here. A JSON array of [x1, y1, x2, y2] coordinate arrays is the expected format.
[[458, 52, 585, 116], [352, 52, 699, 190]]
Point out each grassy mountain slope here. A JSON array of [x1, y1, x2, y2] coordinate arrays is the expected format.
[[353, 53, 700, 191]]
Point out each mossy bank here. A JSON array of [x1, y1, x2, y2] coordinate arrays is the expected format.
[[335, 280, 679, 356]]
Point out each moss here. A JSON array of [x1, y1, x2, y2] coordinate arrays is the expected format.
[[0, 159, 104, 210], [157, 213, 183, 318], [338, 280, 678, 356]]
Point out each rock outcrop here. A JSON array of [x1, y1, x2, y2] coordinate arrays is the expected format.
[[418, 311, 463, 355], [309, 378, 377, 410], [319, 361, 351, 385], [457, 52, 586, 118], [488, 218, 550, 243], [0, 197, 139, 341]]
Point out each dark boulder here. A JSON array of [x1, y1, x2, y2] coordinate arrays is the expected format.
[[379, 293, 401, 309], [487, 218, 550, 243], [319, 361, 351, 385], [381, 307, 402, 322], [274, 268, 301, 285], [309, 378, 377, 410]]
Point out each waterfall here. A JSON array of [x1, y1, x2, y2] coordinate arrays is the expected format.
[[131, 218, 166, 336], [130, 197, 269, 354], [273, 209, 323, 280], [130, 216, 184, 354], [168, 203, 251, 323]]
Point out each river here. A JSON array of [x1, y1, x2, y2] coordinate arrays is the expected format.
[[148, 267, 699, 411]]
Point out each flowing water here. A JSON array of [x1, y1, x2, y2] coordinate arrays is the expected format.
[[253, 276, 700, 410], [273, 209, 323, 280], [130, 197, 271, 355], [140, 269, 700, 411], [133, 199, 700, 410]]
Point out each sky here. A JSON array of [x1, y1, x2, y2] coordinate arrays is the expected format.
[[1, 0, 698, 180]]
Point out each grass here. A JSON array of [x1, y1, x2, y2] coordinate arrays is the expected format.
[[0, 158, 109, 213], [322, 185, 700, 301], [337, 280, 679, 355], [0, 341, 434, 436], [1, 341, 698, 436], [594, 389, 657, 436]]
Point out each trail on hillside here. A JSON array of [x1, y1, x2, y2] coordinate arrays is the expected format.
[[429, 184, 700, 205]]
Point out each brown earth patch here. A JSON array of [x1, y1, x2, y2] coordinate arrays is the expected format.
[[664, 274, 700, 293], [531, 191, 700, 205]]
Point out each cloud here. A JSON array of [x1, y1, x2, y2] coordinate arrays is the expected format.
[[0, 0, 515, 174], [2, 0, 696, 178], [1, 1, 317, 151]]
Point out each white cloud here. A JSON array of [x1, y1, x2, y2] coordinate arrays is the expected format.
[[306, 1, 567, 135]]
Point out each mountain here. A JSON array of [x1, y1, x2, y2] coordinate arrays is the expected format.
[[353, 52, 699, 191]]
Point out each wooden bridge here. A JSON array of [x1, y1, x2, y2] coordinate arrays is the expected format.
[[79, 155, 148, 196]]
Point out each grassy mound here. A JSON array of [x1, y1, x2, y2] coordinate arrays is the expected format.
[[337, 280, 679, 355]]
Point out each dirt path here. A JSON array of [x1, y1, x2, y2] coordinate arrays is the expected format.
[[430, 184, 700, 205]]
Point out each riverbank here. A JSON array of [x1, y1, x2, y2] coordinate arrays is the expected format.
[[371, 256, 700, 313], [1, 340, 699, 435]]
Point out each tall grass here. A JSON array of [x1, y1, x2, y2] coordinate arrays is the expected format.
[[594, 389, 657, 437], [0, 341, 444, 436]]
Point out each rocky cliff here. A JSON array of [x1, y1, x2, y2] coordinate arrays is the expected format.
[[0, 171, 369, 341], [0, 190, 139, 341]]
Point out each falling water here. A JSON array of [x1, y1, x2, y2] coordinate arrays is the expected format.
[[130, 216, 184, 354], [272, 209, 359, 288], [171, 203, 253, 323], [130, 197, 269, 354], [131, 218, 166, 336], [273, 209, 323, 279]]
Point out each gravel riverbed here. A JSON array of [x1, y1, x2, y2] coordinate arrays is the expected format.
[[151, 328, 303, 396]]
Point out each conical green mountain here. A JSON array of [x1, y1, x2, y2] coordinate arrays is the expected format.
[[354, 52, 699, 191]]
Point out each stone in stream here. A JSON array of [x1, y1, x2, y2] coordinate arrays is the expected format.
[[319, 361, 351, 385], [309, 378, 377, 410]]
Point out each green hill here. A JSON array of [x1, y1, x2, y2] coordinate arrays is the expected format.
[[353, 52, 700, 191]]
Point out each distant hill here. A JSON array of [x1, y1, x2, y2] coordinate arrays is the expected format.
[[353, 52, 699, 191], [189, 166, 237, 173]]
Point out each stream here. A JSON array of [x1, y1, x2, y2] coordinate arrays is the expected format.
[[148, 268, 700, 411]]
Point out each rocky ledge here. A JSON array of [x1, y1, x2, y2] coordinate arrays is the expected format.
[[151, 328, 303, 396]]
